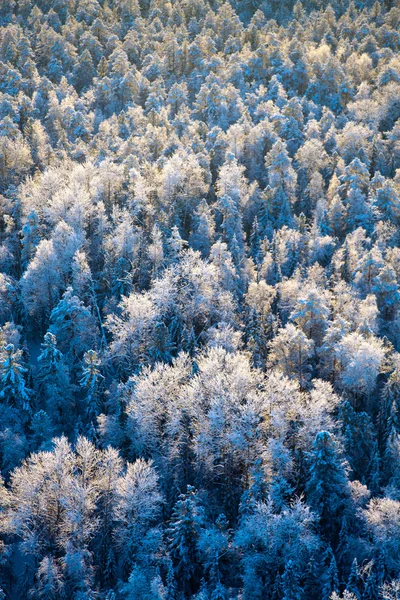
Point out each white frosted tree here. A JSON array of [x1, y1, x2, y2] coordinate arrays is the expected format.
[[268, 323, 314, 387]]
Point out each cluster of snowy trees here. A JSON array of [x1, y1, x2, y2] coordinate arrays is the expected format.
[[0, 0, 400, 597]]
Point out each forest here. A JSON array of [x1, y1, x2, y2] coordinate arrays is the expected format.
[[0, 0, 400, 598]]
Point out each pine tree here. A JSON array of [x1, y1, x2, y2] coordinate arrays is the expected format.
[[374, 264, 400, 321], [150, 321, 175, 365], [338, 401, 376, 485], [362, 570, 378, 600], [21, 211, 40, 269], [239, 458, 268, 516], [382, 427, 400, 490], [265, 140, 297, 227], [368, 445, 381, 496], [217, 194, 244, 257], [282, 559, 303, 600], [272, 573, 284, 600], [346, 558, 361, 599], [80, 349, 104, 437], [306, 431, 351, 540], [37, 332, 72, 429], [35, 556, 63, 600], [250, 216, 263, 268], [370, 178, 400, 224], [37, 332, 64, 382], [0, 343, 31, 412], [167, 486, 204, 597], [290, 286, 330, 346], [190, 199, 215, 258], [245, 308, 270, 369], [168, 226, 187, 263], [73, 49, 95, 92], [321, 546, 339, 600], [49, 287, 98, 369], [379, 360, 400, 450], [303, 556, 320, 599], [30, 409, 53, 450]]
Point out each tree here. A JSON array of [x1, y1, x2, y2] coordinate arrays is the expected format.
[[21, 240, 62, 331], [106, 291, 157, 376], [197, 514, 231, 596], [353, 247, 384, 297], [167, 486, 204, 597], [95, 447, 123, 589], [167, 82, 188, 117], [245, 280, 276, 368], [346, 558, 361, 600], [235, 499, 318, 600], [282, 559, 303, 600], [49, 287, 98, 369], [57, 437, 101, 596], [148, 225, 164, 276], [364, 498, 400, 575], [381, 580, 400, 600], [362, 569, 379, 600], [268, 323, 314, 388], [114, 458, 162, 573], [290, 286, 330, 346], [306, 432, 352, 540], [371, 177, 400, 225], [80, 350, 104, 437], [190, 199, 215, 258], [335, 333, 387, 402], [6, 437, 75, 593], [37, 332, 72, 429], [264, 140, 297, 228], [121, 565, 160, 600], [20, 211, 40, 269], [338, 401, 377, 486], [321, 546, 339, 600], [374, 264, 400, 321], [30, 410, 53, 451], [0, 343, 31, 412], [331, 593, 358, 600], [34, 556, 63, 600], [217, 194, 244, 260], [73, 49, 95, 92]]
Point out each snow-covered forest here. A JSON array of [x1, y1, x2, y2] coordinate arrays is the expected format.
[[0, 0, 400, 598]]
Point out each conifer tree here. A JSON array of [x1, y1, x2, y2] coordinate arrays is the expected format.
[[80, 349, 104, 437], [321, 546, 339, 600], [37, 332, 72, 428], [49, 287, 98, 369], [282, 559, 303, 600], [168, 486, 204, 597], [0, 343, 31, 412], [306, 431, 351, 540], [346, 558, 361, 600]]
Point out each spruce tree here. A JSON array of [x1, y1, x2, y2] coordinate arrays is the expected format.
[[321, 546, 339, 600], [37, 332, 72, 428], [346, 558, 361, 600], [282, 560, 303, 600], [80, 349, 104, 438], [306, 431, 351, 540], [167, 486, 204, 597], [0, 343, 31, 412]]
